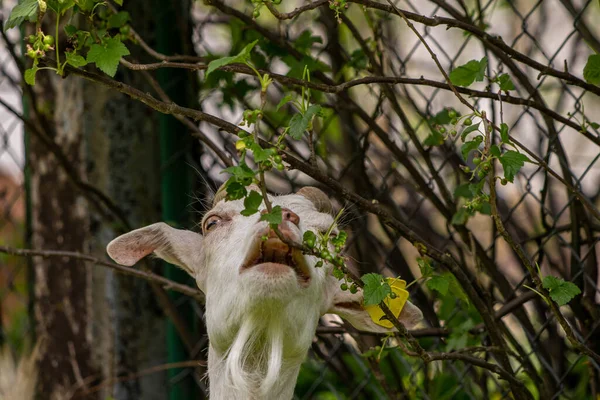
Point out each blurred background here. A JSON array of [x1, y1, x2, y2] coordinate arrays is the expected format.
[[1, 0, 600, 399]]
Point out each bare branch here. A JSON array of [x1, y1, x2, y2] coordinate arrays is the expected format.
[[0, 246, 204, 301]]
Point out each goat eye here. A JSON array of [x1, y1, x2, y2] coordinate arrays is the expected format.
[[204, 215, 223, 232]]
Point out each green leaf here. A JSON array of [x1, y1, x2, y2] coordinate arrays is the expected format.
[[583, 54, 600, 85], [460, 122, 481, 141], [64, 24, 78, 36], [424, 129, 444, 146], [446, 331, 468, 352], [250, 143, 277, 163], [449, 57, 487, 87], [107, 11, 130, 29], [282, 55, 331, 78], [347, 48, 368, 70], [454, 183, 474, 199], [5, 0, 38, 31], [451, 207, 471, 225], [288, 104, 321, 140], [65, 52, 87, 67], [75, 0, 97, 12], [222, 163, 256, 181], [479, 201, 491, 215], [446, 319, 475, 350], [47, 0, 75, 15], [497, 73, 515, 91], [417, 257, 434, 277], [427, 275, 450, 296], [542, 276, 581, 306], [95, 28, 107, 40], [295, 30, 323, 53], [468, 180, 485, 197], [460, 136, 482, 159], [430, 108, 458, 125], [87, 37, 130, 77], [225, 181, 247, 200], [499, 150, 531, 182], [475, 57, 488, 81], [275, 94, 294, 111], [490, 144, 501, 158], [361, 273, 391, 306], [205, 40, 258, 79], [24, 67, 38, 86], [590, 122, 600, 129], [260, 205, 283, 225], [240, 190, 263, 216], [447, 273, 469, 303], [114, 0, 123, 5], [500, 123, 510, 143]]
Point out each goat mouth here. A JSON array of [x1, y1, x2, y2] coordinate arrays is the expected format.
[[241, 238, 311, 287]]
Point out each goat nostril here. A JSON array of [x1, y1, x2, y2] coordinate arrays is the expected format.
[[261, 207, 300, 225], [282, 208, 300, 225]]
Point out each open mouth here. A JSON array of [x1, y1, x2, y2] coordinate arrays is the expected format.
[[241, 237, 311, 287]]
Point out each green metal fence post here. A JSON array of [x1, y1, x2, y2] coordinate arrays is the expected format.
[[155, 2, 197, 399]]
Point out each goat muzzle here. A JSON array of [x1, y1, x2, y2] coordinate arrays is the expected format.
[[241, 228, 311, 287]]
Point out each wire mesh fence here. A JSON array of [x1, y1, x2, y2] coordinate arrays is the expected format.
[[192, 0, 600, 398], [1, 0, 600, 398]]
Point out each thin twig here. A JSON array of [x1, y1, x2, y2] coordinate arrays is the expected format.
[[0, 246, 204, 300], [72, 360, 205, 398]]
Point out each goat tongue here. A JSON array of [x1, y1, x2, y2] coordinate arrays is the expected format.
[[262, 239, 291, 264]]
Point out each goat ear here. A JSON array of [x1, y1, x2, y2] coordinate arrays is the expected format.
[[107, 222, 202, 276], [325, 285, 423, 333]]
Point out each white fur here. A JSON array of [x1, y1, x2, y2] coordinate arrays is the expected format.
[[107, 191, 423, 399]]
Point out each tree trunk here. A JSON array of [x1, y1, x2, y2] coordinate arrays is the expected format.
[[29, 2, 186, 398], [30, 71, 97, 400]]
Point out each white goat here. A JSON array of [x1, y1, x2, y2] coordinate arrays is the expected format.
[[107, 186, 423, 399]]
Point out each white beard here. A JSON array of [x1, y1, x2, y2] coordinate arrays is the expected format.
[[207, 309, 317, 400]]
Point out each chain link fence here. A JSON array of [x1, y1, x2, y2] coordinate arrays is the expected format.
[[1, 0, 600, 398], [192, 0, 600, 398]]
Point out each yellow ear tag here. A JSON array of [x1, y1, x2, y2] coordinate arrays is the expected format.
[[364, 278, 409, 328]]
